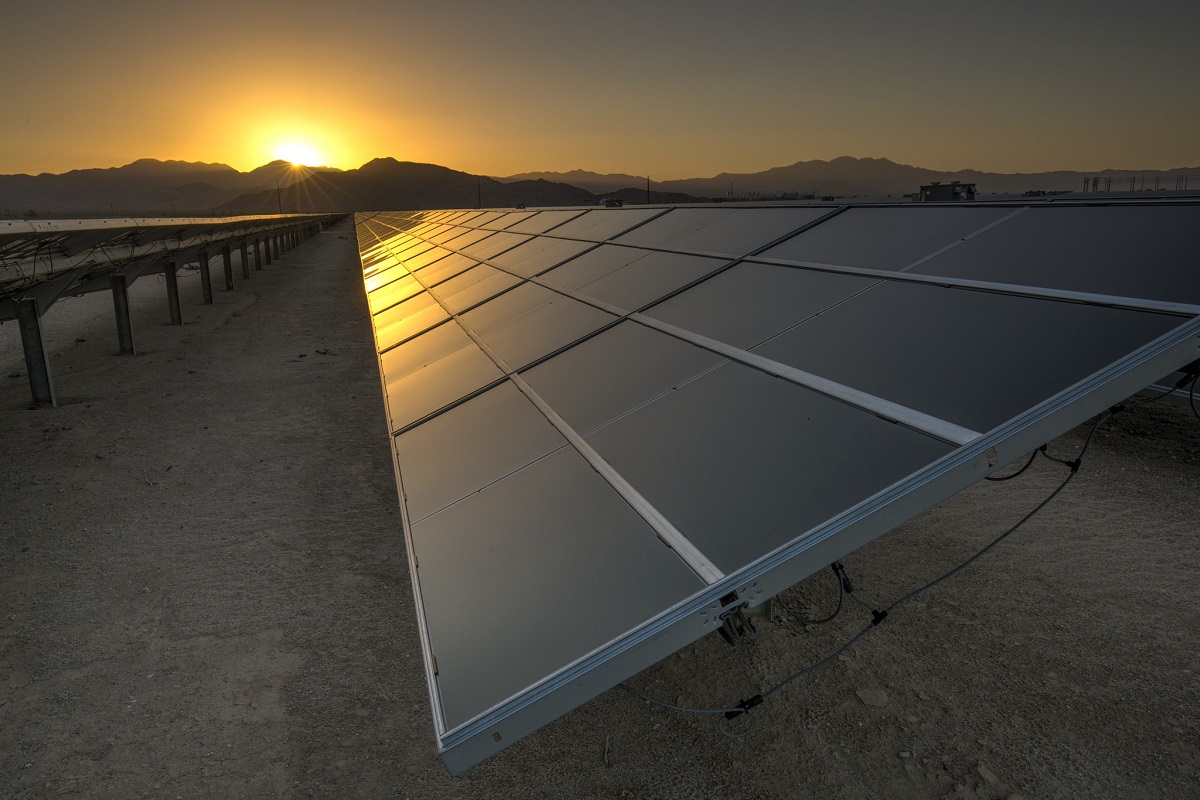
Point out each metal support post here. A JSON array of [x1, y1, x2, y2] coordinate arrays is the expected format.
[[222, 244, 234, 290], [254, 239, 264, 269], [164, 256, 182, 325], [239, 241, 250, 279], [264, 236, 273, 265], [110, 274, 135, 354], [16, 297, 57, 407], [198, 251, 213, 304]]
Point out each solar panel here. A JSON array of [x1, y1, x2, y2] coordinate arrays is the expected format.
[[355, 201, 1200, 774], [2, 214, 340, 405]]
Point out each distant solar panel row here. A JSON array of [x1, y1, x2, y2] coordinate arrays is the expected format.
[[354, 201, 1200, 773], [0, 214, 337, 321]]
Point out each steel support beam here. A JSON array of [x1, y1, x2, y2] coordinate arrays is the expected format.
[[253, 238, 263, 270], [109, 274, 135, 355], [164, 256, 182, 325], [198, 250, 213, 304], [239, 240, 250, 279], [221, 244, 234, 290], [263, 237, 273, 265], [15, 297, 56, 407]]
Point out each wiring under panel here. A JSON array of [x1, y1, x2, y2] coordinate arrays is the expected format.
[[621, 385, 1198, 737]]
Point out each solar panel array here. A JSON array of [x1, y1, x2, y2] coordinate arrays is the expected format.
[[354, 201, 1200, 773], [0, 214, 337, 321]]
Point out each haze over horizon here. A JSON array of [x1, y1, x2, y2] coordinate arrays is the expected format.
[[3, 0, 1197, 180]]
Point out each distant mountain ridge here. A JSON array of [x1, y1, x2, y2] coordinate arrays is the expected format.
[[499, 156, 1200, 198], [0, 159, 341, 216], [5, 155, 1198, 217], [223, 158, 596, 214], [0, 157, 698, 217]]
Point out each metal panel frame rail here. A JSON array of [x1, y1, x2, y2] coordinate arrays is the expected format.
[[353, 200, 1200, 774]]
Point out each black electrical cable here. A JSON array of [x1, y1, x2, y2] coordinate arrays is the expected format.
[[781, 562, 847, 626], [618, 683, 741, 717], [622, 409, 1117, 732], [984, 448, 1039, 482], [1186, 373, 1199, 418]]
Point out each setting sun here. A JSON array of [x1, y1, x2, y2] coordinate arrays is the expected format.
[[273, 141, 323, 166]]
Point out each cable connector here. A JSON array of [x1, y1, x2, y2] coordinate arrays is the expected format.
[[871, 609, 889, 626], [1068, 458, 1082, 473], [833, 561, 853, 593], [724, 694, 763, 720]]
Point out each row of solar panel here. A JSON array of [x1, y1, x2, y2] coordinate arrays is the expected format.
[[359, 206, 1187, 436], [355, 203, 1197, 734], [362, 203, 1198, 301]]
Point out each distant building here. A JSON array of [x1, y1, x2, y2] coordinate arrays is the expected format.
[[917, 181, 976, 202]]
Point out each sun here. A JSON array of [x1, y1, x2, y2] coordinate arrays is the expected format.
[[273, 141, 323, 167]]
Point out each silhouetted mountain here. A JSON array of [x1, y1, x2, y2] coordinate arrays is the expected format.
[[599, 187, 705, 205], [8, 155, 1196, 219], [0, 158, 342, 216], [222, 159, 609, 214], [496, 169, 647, 194], [501, 157, 1200, 198]]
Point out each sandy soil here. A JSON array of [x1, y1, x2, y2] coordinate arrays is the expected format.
[[2, 217, 1198, 799]]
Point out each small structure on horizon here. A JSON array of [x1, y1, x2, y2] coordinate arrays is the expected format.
[[917, 181, 976, 202]]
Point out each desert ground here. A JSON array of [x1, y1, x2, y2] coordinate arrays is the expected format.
[[2, 217, 1197, 799]]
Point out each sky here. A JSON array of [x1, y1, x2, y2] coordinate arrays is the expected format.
[[2, 0, 1197, 179]]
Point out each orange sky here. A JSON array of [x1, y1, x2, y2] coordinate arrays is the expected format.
[[3, 1, 1198, 178]]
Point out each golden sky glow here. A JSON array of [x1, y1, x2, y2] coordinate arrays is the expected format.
[[2, 1, 1198, 178]]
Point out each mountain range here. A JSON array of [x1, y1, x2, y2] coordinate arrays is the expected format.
[[498, 156, 1200, 199], [0, 159, 340, 217], [2, 156, 1196, 218]]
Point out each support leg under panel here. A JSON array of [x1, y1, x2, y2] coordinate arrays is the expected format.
[[198, 251, 213, 304], [222, 245, 234, 290], [110, 274, 135, 355], [164, 257, 182, 325], [15, 297, 57, 407], [240, 241, 250, 279]]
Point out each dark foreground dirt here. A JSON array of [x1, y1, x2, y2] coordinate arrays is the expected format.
[[2, 218, 1198, 799]]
